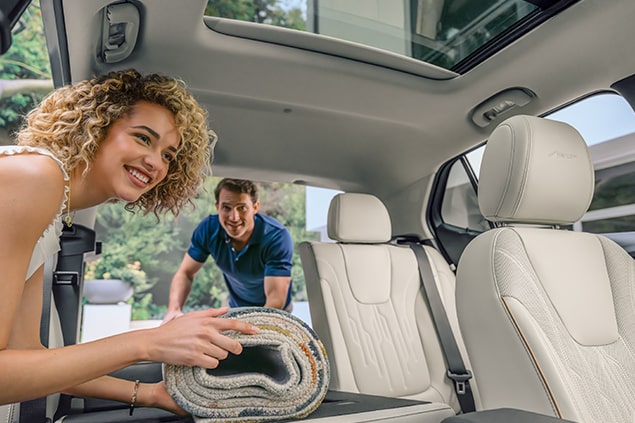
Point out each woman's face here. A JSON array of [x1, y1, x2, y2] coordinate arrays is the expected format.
[[90, 101, 180, 203]]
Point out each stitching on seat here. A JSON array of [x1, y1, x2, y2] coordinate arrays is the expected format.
[[501, 296, 562, 418]]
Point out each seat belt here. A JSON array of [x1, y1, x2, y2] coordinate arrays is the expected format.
[[408, 243, 476, 413], [20, 255, 55, 423]]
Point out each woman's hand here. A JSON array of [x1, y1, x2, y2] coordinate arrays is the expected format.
[[144, 381, 188, 416], [142, 307, 259, 369]]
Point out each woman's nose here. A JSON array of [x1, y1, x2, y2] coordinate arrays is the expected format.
[[143, 151, 166, 173]]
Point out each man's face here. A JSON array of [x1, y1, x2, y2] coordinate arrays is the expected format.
[[216, 188, 260, 242]]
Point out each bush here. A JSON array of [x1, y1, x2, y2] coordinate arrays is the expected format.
[[84, 244, 155, 297]]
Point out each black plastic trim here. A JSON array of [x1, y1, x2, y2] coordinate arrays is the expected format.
[[427, 145, 488, 266], [0, 0, 31, 54], [40, 0, 71, 87]]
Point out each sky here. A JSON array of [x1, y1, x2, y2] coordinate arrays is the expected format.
[[547, 93, 635, 146], [278, 0, 307, 18]]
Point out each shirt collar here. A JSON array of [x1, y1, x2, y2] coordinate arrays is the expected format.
[[222, 213, 264, 247]]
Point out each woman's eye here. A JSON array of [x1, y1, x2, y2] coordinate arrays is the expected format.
[[134, 133, 151, 144], [162, 152, 175, 162]]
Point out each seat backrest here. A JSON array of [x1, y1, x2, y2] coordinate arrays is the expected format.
[[299, 193, 476, 413], [455, 115, 635, 422]]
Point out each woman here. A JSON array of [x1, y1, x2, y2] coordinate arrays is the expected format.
[[0, 69, 259, 415]]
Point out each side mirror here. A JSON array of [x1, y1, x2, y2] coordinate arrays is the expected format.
[[0, 0, 31, 55], [0, 9, 13, 54]]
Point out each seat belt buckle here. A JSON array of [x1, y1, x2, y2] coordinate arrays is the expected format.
[[447, 369, 472, 395]]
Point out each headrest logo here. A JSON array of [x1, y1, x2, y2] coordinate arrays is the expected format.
[[548, 150, 577, 159]]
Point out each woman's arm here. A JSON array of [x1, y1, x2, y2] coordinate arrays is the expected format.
[[0, 155, 259, 406], [66, 377, 186, 416], [1, 306, 257, 405]]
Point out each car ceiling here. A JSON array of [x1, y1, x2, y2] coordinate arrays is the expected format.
[[43, 0, 635, 200]]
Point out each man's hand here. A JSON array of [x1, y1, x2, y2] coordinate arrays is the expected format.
[[161, 309, 184, 325]]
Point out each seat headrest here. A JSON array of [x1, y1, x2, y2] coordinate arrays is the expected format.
[[479, 115, 594, 225], [327, 193, 391, 243]]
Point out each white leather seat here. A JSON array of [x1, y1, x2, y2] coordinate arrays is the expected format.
[[455, 115, 635, 422], [299, 193, 478, 421]]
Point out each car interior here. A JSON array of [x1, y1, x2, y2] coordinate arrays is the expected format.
[[455, 114, 635, 422], [2, 0, 635, 422]]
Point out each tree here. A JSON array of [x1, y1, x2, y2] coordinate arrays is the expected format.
[[0, 1, 52, 137], [92, 175, 320, 317], [257, 181, 319, 300], [205, 0, 306, 30]]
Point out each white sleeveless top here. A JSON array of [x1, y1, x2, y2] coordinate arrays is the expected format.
[[0, 145, 69, 280]]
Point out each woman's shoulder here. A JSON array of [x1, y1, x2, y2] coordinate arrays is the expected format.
[[0, 147, 67, 204], [0, 147, 68, 242], [0, 146, 68, 179]]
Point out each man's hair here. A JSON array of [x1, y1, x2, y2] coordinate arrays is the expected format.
[[214, 178, 259, 203], [17, 68, 214, 217]]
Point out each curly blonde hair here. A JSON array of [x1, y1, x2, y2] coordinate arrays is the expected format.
[[16, 69, 213, 216]]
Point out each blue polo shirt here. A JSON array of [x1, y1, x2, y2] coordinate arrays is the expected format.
[[187, 213, 294, 308]]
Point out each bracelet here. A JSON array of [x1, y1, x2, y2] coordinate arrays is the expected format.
[[129, 379, 140, 416]]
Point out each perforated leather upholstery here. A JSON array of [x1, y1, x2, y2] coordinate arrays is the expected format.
[[456, 115, 635, 422], [299, 193, 477, 419]]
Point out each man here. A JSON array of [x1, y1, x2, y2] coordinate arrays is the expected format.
[[162, 178, 294, 323]]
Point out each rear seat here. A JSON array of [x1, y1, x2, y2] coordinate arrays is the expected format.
[[6, 191, 473, 423], [298, 193, 479, 420]]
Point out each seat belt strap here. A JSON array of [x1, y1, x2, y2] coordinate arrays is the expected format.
[[40, 255, 55, 347], [408, 243, 476, 413], [20, 255, 55, 423]]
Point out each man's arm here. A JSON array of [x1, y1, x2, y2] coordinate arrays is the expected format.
[[163, 254, 205, 324], [263, 276, 291, 310]]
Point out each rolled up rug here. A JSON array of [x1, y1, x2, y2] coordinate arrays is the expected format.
[[163, 307, 330, 423]]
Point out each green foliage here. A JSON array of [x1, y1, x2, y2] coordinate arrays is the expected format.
[[257, 181, 319, 300], [178, 176, 228, 309], [205, 0, 306, 30], [94, 202, 186, 283], [0, 2, 52, 131], [92, 175, 320, 316], [84, 244, 154, 296], [130, 293, 167, 320]]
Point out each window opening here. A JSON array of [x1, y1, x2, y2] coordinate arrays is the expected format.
[[205, 0, 576, 72], [546, 93, 635, 235]]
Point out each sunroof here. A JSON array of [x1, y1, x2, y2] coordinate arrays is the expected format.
[[205, 0, 576, 72]]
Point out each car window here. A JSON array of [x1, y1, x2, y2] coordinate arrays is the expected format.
[[0, 0, 52, 141], [440, 153, 488, 233], [204, 0, 574, 73], [306, 185, 342, 242], [432, 92, 635, 266], [429, 148, 488, 266], [546, 93, 635, 236]]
